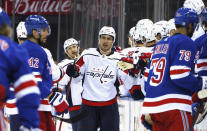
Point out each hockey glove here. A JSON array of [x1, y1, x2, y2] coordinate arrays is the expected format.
[[48, 91, 69, 115], [141, 114, 152, 131], [117, 57, 134, 71], [118, 57, 140, 77], [192, 89, 207, 103], [129, 85, 145, 100], [66, 64, 80, 78]]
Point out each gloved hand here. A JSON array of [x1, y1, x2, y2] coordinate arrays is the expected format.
[[129, 85, 145, 100], [192, 102, 199, 117], [48, 91, 69, 115], [136, 58, 147, 75], [141, 114, 152, 131], [66, 64, 80, 78], [192, 89, 207, 103]]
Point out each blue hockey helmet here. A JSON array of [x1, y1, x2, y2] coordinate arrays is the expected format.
[[174, 7, 198, 30], [25, 15, 50, 35], [0, 7, 11, 27], [200, 8, 207, 24]]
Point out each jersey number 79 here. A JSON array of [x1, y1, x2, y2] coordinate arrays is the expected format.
[[149, 57, 166, 86]]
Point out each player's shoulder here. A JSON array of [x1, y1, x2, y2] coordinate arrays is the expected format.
[[58, 59, 74, 67], [81, 48, 99, 56], [170, 34, 193, 46], [21, 40, 47, 58], [108, 51, 123, 60]]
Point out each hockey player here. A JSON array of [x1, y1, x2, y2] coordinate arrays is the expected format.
[[0, 8, 41, 130], [56, 38, 83, 131], [4, 21, 29, 131], [142, 7, 207, 131], [193, 7, 207, 129], [21, 15, 69, 131], [183, 0, 205, 40], [66, 26, 134, 131]]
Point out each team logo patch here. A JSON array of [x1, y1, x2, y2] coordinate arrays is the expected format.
[[0, 40, 9, 51]]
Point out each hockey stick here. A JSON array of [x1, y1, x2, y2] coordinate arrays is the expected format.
[[52, 109, 88, 123]]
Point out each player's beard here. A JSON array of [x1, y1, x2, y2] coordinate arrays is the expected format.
[[39, 37, 47, 47]]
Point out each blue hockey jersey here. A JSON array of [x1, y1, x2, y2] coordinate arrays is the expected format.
[[0, 35, 40, 128], [142, 34, 200, 114], [194, 34, 207, 76], [20, 40, 53, 111]]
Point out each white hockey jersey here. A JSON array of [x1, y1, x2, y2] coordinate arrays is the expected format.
[[192, 24, 205, 41], [74, 48, 134, 106], [58, 59, 83, 111]]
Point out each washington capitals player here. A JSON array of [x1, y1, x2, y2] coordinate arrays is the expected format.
[[0, 8, 40, 130], [66, 26, 134, 131], [142, 7, 207, 131], [57, 38, 83, 131], [20, 15, 69, 131]]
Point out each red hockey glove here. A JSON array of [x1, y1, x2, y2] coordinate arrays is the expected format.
[[141, 114, 152, 130], [48, 91, 69, 114], [192, 89, 207, 103]]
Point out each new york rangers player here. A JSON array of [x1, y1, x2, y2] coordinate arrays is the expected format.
[[4, 21, 30, 131], [21, 15, 69, 131], [143, 7, 207, 131], [0, 8, 40, 130], [193, 7, 207, 129]]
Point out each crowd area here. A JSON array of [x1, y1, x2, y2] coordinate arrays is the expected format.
[[1, 0, 207, 131]]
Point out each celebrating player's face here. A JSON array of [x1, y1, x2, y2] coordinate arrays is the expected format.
[[66, 45, 78, 59], [99, 35, 113, 52], [40, 28, 49, 44]]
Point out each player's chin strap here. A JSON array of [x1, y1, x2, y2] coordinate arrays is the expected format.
[[52, 109, 88, 123]]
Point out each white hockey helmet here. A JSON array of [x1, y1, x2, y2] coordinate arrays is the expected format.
[[153, 20, 168, 37], [136, 19, 153, 31], [129, 26, 135, 37], [99, 26, 116, 43], [183, 0, 204, 14], [145, 29, 156, 43], [63, 38, 78, 54], [16, 21, 27, 39], [136, 19, 154, 43], [166, 18, 176, 36]]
